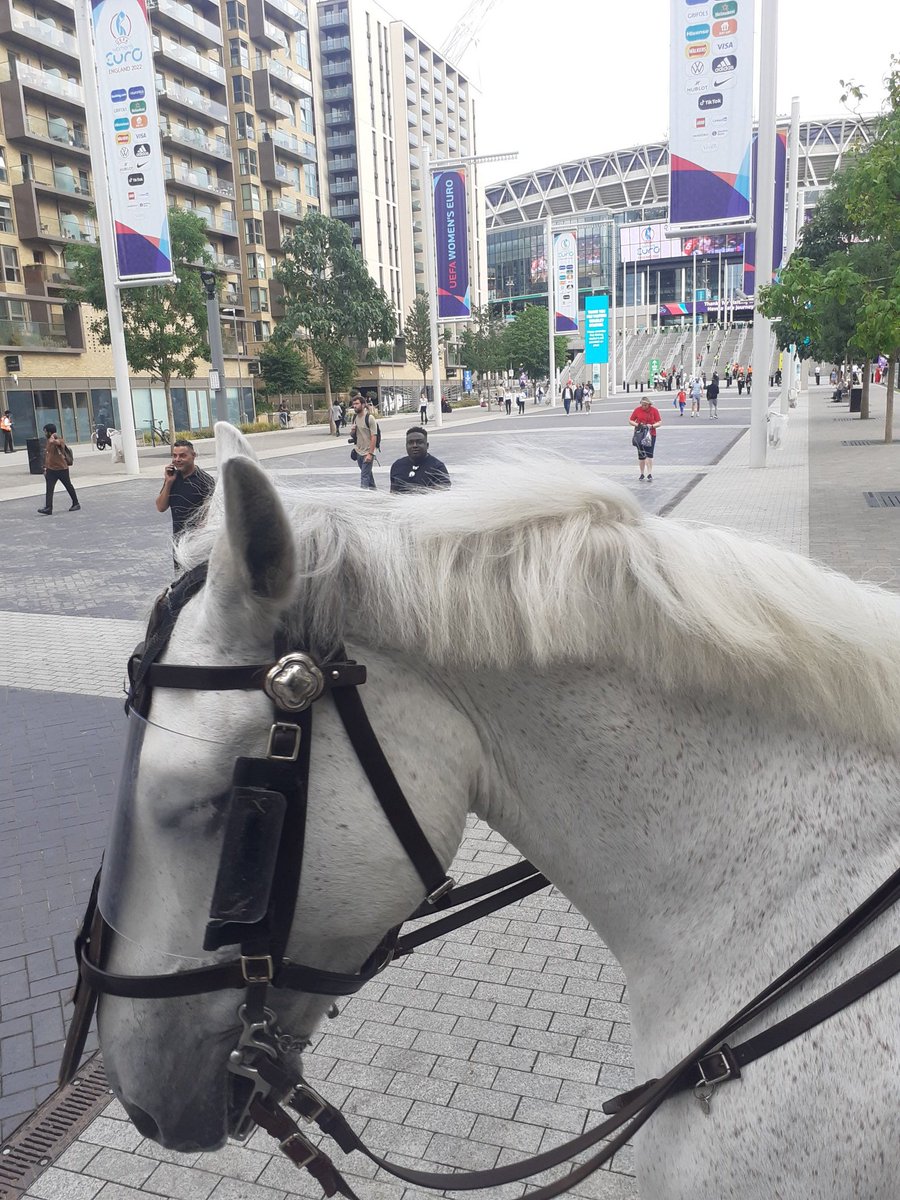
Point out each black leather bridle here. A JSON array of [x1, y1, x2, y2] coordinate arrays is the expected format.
[[60, 562, 900, 1199]]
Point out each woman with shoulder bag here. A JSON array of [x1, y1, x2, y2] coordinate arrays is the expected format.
[[38, 423, 80, 515]]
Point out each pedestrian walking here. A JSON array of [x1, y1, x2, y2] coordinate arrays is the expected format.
[[706, 376, 719, 418], [676, 386, 687, 416], [330, 399, 344, 437], [37, 423, 79, 515], [516, 391, 526, 415], [815, 366, 821, 386], [561, 381, 574, 415], [584, 390, 592, 413], [349, 392, 379, 489], [629, 397, 661, 483], [536, 385, 544, 405], [1, 410, 13, 452], [389, 427, 451, 493], [277, 401, 290, 428], [155, 438, 214, 560], [737, 371, 745, 397], [505, 392, 512, 416], [419, 389, 428, 424], [574, 384, 584, 412], [690, 377, 702, 417]]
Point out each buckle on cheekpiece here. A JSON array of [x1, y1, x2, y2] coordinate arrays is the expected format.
[[693, 1044, 740, 1114]]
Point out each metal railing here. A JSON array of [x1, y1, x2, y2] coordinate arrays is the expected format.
[[11, 163, 91, 197], [9, 10, 78, 56], [0, 318, 69, 348], [14, 61, 83, 105], [22, 113, 88, 151]]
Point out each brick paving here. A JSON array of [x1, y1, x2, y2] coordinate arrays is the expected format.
[[2, 384, 897, 1199]]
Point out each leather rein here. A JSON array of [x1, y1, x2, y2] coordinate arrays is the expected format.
[[60, 561, 900, 1199]]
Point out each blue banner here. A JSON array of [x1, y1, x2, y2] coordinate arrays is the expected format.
[[434, 169, 470, 319], [584, 295, 609, 365], [463, 368, 473, 392]]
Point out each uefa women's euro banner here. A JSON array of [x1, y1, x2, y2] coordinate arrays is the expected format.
[[434, 169, 471, 319], [554, 231, 578, 334], [668, 0, 755, 227], [91, 0, 173, 282]]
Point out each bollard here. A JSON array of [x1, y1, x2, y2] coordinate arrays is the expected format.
[[640, 382, 644, 392]]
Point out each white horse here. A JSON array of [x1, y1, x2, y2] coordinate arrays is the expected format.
[[98, 424, 900, 1199]]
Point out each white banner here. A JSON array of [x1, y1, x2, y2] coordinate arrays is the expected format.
[[668, 0, 755, 227], [91, 0, 173, 282], [553, 231, 578, 334]]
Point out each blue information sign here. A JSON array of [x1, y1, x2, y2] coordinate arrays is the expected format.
[[463, 369, 473, 393], [584, 295, 609, 365]]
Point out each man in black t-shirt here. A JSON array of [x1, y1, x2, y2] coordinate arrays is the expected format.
[[155, 439, 215, 560], [389, 427, 451, 494]]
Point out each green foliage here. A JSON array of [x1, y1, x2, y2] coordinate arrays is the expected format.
[[257, 336, 311, 396], [501, 306, 568, 380], [458, 305, 506, 378], [273, 211, 395, 397], [404, 294, 432, 384]]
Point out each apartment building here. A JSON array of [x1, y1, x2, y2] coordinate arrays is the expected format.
[[0, 0, 318, 444], [316, 0, 486, 363]]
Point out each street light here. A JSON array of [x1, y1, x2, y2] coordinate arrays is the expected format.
[[200, 268, 229, 424]]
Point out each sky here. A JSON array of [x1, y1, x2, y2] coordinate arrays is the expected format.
[[398, 0, 900, 185]]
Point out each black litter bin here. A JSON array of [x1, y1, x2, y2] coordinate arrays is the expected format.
[[849, 386, 863, 413], [26, 436, 45, 475]]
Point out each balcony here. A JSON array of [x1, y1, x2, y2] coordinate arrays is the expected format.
[[321, 34, 350, 53], [14, 60, 83, 107], [11, 163, 91, 202], [328, 153, 356, 172], [325, 108, 353, 127], [0, 101, 89, 156], [195, 205, 239, 238], [325, 84, 353, 102], [0, 6, 79, 62], [157, 77, 229, 124], [321, 59, 351, 79], [36, 215, 97, 244], [0, 317, 69, 349], [319, 7, 348, 30], [162, 121, 231, 162], [248, 0, 287, 48], [256, 55, 312, 96], [211, 251, 241, 271], [258, 139, 289, 187], [252, 68, 292, 118], [409, 154, 420, 170], [263, 0, 307, 28], [272, 195, 303, 219], [325, 132, 354, 151], [264, 128, 316, 161], [153, 35, 226, 86], [330, 178, 358, 196], [333, 199, 359, 218], [164, 162, 235, 199], [156, 0, 222, 46], [262, 208, 288, 251], [24, 262, 76, 291], [408, 132, 419, 148]]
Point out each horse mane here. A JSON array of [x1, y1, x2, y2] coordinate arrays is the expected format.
[[180, 456, 900, 748]]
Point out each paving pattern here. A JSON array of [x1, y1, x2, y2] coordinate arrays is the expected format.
[[2, 388, 897, 1199]]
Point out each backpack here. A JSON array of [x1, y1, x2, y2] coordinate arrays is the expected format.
[[365, 412, 382, 451], [62, 443, 74, 466]]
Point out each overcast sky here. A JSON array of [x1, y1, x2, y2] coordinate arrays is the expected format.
[[400, 0, 899, 185]]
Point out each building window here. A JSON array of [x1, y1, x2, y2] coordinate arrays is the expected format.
[[235, 111, 255, 141], [304, 163, 318, 198], [229, 38, 249, 69], [226, 0, 246, 31], [233, 75, 252, 105], [299, 96, 314, 135], [253, 319, 270, 341], [241, 183, 261, 210], [0, 148, 7, 184], [249, 286, 268, 311], [2, 246, 20, 283], [294, 29, 310, 70], [247, 253, 266, 279], [238, 148, 258, 176], [0, 198, 13, 234], [244, 217, 262, 244]]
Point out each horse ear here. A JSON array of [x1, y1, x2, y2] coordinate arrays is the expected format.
[[214, 420, 259, 468], [210, 457, 296, 606]]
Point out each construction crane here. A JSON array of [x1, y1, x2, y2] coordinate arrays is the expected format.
[[440, 0, 502, 69]]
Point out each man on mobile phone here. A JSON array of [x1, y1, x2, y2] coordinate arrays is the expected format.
[[155, 439, 215, 563]]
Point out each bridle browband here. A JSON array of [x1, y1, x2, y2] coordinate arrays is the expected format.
[[59, 562, 900, 1199]]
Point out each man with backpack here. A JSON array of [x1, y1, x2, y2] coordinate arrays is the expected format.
[[349, 392, 380, 488], [37, 423, 79, 515]]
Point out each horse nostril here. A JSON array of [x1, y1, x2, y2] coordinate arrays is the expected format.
[[121, 1101, 160, 1140]]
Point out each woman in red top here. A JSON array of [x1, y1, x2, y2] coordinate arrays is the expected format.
[[629, 397, 662, 482]]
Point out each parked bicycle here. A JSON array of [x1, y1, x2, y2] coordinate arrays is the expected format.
[[144, 419, 170, 446]]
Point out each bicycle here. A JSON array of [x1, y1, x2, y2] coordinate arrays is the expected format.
[[144, 419, 170, 446]]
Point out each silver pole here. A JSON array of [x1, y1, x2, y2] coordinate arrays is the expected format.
[[750, 0, 779, 467], [201, 280, 229, 423], [610, 240, 618, 394], [74, 0, 139, 474], [423, 144, 444, 428], [546, 215, 556, 406], [780, 96, 801, 415], [692, 250, 698, 379]]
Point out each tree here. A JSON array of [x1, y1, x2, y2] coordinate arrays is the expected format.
[[501, 305, 568, 382], [458, 305, 506, 385], [273, 211, 395, 406], [404, 295, 432, 390], [69, 208, 213, 445], [257, 335, 311, 399]]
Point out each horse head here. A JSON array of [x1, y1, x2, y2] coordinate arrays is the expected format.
[[98, 426, 478, 1150]]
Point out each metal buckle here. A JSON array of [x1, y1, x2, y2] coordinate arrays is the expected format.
[[295, 1081, 328, 1124], [280, 1129, 318, 1167], [697, 1049, 734, 1088], [266, 722, 302, 761], [241, 955, 274, 984], [425, 876, 455, 905], [263, 652, 325, 711]]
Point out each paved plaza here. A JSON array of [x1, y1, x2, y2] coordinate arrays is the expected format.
[[1, 384, 897, 1199]]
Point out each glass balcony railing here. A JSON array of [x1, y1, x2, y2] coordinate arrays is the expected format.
[[328, 154, 357, 171], [318, 8, 347, 29], [330, 179, 358, 196], [267, 128, 316, 160], [325, 132, 354, 150], [9, 10, 78, 57], [264, 0, 308, 25], [321, 59, 351, 79], [0, 318, 69, 348], [22, 113, 88, 151], [162, 121, 231, 160], [264, 57, 311, 95], [321, 36, 350, 54], [157, 78, 229, 125], [15, 61, 83, 105], [156, 0, 222, 46], [41, 216, 97, 243], [164, 163, 235, 198], [333, 200, 359, 218], [153, 35, 226, 85], [272, 196, 302, 218], [11, 163, 91, 197], [324, 84, 353, 102]]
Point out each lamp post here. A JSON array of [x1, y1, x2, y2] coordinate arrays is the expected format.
[[200, 269, 229, 424], [222, 307, 246, 421], [505, 277, 514, 319]]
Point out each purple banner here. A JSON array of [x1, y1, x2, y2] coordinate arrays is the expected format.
[[434, 169, 470, 319], [743, 130, 788, 296]]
